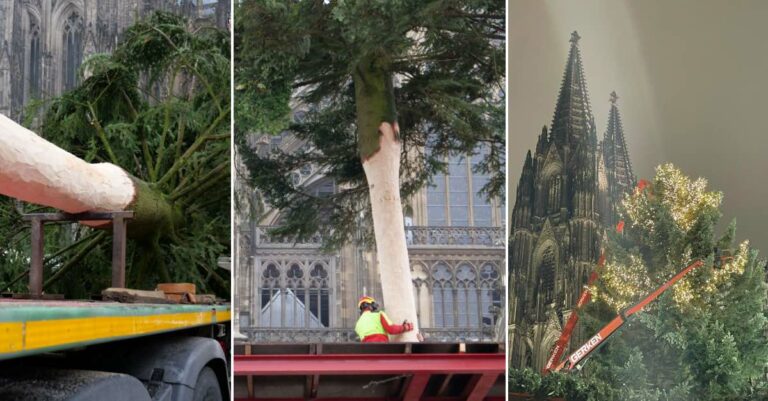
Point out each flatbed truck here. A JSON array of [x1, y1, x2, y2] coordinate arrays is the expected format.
[[0, 111, 232, 400], [0, 299, 231, 401]]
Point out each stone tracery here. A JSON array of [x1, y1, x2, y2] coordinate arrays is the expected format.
[[0, 0, 227, 120]]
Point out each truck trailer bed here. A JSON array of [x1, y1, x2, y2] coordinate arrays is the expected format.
[[0, 299, 230, 361]]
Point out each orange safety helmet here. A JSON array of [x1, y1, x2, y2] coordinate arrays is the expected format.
[[358, 296, 376, 309]]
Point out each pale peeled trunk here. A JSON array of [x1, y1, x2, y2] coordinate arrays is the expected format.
[[0, 113, 134, 219], [362, 122, 419, 342]]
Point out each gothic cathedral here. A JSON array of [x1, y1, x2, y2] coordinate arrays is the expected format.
[[509, 31, 635, 370], [0, 0, 226, 120]]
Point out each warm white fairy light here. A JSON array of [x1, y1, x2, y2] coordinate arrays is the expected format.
[[596, 164, 748, 311], [592, 254, 651, 311]]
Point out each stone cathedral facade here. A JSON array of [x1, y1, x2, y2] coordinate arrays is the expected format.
[[508, 32, 635, 370], [0, 0, 226, 121], [235, 133, 506, 343]]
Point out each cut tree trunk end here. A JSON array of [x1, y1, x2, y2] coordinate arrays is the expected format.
[[0, 112, 178, 236], [0, 113, 134, 213], [362, 122, 419, 342]]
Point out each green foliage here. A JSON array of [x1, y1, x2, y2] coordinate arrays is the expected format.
[[508, 368, 614, 401], [2, 12, 230, 298], [235, 0, 505, 248], [514, 166, 768, 400], [0, 199, 29, 292]]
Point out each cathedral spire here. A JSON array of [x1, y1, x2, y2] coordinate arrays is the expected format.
[[535, 125, 548, 155], [517, 150, 535, 201], [524, 149, 533, 168], [512, 150, 535, 230], [603, 91, 635, 196], [550, 31, 596, 147]]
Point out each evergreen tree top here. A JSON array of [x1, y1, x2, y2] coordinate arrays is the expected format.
[[236, 0, 505, 248]]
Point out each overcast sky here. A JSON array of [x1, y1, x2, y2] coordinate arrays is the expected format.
[[508, 0, 768, 254]]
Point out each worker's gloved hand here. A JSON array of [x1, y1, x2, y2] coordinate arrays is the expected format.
[[402, 320, 413, 332]]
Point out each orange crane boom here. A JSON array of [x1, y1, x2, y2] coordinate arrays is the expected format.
[[551, 259, 704, 372], [542, 252, 606, 374]]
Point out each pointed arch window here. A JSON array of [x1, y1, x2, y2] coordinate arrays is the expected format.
[[539, 247, 557, 305], [308, 263, 330, 327], [427, 145, 504, 227], [455, 264, 478, 327], [427, 169, 447, 225], [545, 175, 562, 214], [29, 24, 41, 98], [427, 145, 497, 227], [259, 263, 281, 327], [63, 12, 83, 90], [448, 156, 470, 226], [258, 261, 331, 328], [283, 263, 306, 327], [479, 264, 502, 326], [430, 262, 502, 328], [431, 263, 454, 327], [471, 152, 493, 227]]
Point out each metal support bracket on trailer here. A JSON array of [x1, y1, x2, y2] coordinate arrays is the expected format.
[[22, 211, 134, 297]]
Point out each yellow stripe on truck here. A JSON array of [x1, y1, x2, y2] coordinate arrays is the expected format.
[[0, 309, 231, 356], [0, 322, 24, 353]]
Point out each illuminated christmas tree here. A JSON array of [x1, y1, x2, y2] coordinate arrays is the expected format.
[[511, 165, 768, 400]]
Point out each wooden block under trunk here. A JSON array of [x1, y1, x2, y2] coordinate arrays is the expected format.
[[102, 288, 175, 304], [157, 283, 197, 303]]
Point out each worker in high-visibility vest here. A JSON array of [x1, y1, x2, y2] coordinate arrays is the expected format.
[[354, 295, 413, 342]]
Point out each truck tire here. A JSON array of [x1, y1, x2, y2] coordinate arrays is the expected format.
[[0, 368, 151, 401], [192, 367, 222, 401]]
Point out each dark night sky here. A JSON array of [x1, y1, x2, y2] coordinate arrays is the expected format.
[[508, 0, 768, 255]]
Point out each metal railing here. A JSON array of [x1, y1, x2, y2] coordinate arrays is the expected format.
[[241, 326, 498, 343], [242, 328, 357, 343], [249, 226, 505, 249], [406, 226, 505, 247]]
